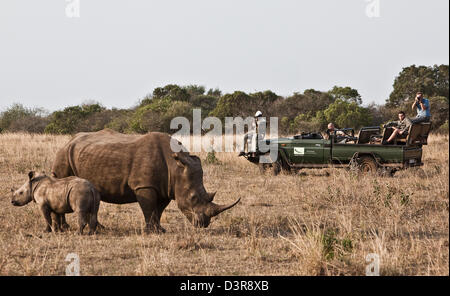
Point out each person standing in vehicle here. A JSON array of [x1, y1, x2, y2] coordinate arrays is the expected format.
[[239, 111, 266, 156], [411, 91, 431, 123]]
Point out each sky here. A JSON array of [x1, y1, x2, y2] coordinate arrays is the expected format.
[[0, 0, 448, 112]]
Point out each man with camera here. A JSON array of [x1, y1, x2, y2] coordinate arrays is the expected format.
[[411, 91, 431, 123]]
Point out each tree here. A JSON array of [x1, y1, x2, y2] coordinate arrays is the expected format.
[[207, 88, 222, 97], [44, 103, 105, 134], [190, 95, 218, 117], [250, 90, 281, 116], [129, 97, 193, 133], [209, 91, 256, 118], [428, 96, 449, 130], [152, 84, 190, 102], [0, 103, 48, 133], [328, 86, 362, 105], [387, 64, 449, 107], [184, 85, 206, 97], [273, 90, 334, 121], [322, 99, 372, 129]]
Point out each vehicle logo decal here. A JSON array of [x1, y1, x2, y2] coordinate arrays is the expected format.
[[294, 147, 305, 155]]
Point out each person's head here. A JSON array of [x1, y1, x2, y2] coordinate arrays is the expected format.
[[398, 111, 406, 121], [254, 110, 263, 118], [416, 91, 423, 100], [327, 123, 335, 131]]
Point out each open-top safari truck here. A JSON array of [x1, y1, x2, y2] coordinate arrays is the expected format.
[[243, 122, 432, 177]]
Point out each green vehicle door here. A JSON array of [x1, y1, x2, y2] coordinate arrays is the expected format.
[[284, 139, 325, 164]]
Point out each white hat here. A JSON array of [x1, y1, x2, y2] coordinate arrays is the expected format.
[[254, 110, 263, 117]]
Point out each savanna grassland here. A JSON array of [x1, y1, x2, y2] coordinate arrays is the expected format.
[[0, 132, 448, 275]]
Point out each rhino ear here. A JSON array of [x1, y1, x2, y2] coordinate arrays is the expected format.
[[28, 171, 35, 180]]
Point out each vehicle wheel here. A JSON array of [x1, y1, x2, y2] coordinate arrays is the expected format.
[[358, 156, 377, 174], [271, 161, 281, 176]]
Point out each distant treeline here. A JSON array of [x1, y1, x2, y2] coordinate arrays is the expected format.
[[1, 64, 448, 135]]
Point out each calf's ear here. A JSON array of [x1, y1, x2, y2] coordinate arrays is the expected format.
[[28, 171, 35, 180], [51, 172, 57, 178]]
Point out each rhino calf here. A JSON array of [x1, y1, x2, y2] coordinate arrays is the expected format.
[[11, 171, 100, 235]]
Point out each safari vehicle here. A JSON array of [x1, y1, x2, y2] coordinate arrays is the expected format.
[[244, 122, 431, 177]]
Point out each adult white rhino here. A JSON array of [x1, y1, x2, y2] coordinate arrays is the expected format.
[[51, 129, 240, 233]]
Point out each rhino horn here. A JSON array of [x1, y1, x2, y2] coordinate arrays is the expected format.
[[207, 198, 241, 217]]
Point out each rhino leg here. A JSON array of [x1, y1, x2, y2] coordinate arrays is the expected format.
[[51, 213, 62, 232], [135, 188, 167, 234], [60, 213, 106, 231], [40, 205, 53, 233], [60, 214, 70, 230], [77, 211, 88, 235]]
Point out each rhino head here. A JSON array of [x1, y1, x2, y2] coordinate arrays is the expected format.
[[172, 152, 240, 228], [11, 171, 41, 206]]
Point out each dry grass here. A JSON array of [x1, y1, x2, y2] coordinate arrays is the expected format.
[[0, 132, 448, 275]]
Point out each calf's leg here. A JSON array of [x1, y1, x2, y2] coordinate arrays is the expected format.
[[40, 205, 53, 233], [77, 211, 89, 235]]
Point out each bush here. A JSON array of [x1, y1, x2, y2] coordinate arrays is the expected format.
[[0, 103, 48, 133], [7, 115, 50, 133], [129, 98, 193, 133], [44, 103, 105, 134], [436, 120, 449, 134]]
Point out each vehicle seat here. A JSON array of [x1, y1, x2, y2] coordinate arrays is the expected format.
[[406, 122, 432, 146], [380, 127, 394, 145], [357, 126, 381, 144]]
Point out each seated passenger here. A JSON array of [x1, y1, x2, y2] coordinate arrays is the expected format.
[[323, 123, 346, 143], [383, 111, 412, 144]]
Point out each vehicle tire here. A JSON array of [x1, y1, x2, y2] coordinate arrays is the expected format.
[[358, 156, 378, 174]]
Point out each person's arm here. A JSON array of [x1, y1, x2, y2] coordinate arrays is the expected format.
[[418, 99, 427, 110], [412, 99, 418, 111]]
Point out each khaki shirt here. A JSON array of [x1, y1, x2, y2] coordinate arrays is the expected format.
[[387, 117, 412, 133]]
